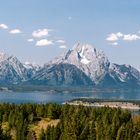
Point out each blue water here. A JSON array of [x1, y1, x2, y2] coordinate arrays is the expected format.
[[0, 91, 140, 104]]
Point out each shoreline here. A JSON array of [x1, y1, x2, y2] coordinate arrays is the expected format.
[[66, 100, 140, 110]]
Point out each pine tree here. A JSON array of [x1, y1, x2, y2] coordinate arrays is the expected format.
[[116, 124, 125, 140], [79, 124, 90, 140], [39, 129, 45, 140]]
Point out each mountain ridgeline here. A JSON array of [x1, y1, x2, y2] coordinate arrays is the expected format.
[[0, 43, 140, 89]]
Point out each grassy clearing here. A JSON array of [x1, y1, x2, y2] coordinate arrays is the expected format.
[[28, 118, 60, 139]]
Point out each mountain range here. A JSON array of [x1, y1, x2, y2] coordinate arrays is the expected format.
[[0, 43, 140, 89]]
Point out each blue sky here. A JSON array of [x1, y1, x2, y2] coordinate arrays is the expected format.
[[0, 0, 140, 69]]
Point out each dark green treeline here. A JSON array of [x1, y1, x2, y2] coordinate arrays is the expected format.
[[0, 103, 139, 140]]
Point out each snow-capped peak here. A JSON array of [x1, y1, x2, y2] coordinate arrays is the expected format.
[[0, 52, 9, 62], [48, 43, 110, 84], [78, 44, 91, 64], [72, 43, 95, 52], [71, 43, 107, 64]]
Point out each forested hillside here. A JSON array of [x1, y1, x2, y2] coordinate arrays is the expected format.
[[0, 103, 140, 140]]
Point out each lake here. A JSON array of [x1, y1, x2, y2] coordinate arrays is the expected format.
[[0, 90, 140, 104]]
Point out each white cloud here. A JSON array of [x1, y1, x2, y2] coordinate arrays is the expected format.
[[32, 29, 49, 38], [116, 32, 123, 37], [110, 42, 118, 46], [106, 32, 140, 42], [36, 39, 53, 46], [106, 33, 118, 41], [106, 32, 124, 41], [27, 38, 34, 42], [56, 40, 65, 44], [9, 29, 22, 34], [123, 34, 140, 41], [59, 45, 67, 49], [0, 24, 8, 29]]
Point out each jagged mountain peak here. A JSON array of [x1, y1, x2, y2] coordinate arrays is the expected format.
[[49, 43, 106, 65], [0, 52, 9, 62], [0, 52, 21, 65], [47, 43, 110, 84], [72, 43, 104, 54], [24, 61, 40, 71], [72, 43, 96, 52], [109, 63, 140, 87], [71, 43, 106, 64], [0, 52, 40, 84], [0, 44, 140, 88]]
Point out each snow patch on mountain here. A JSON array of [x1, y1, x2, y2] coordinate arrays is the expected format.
[[24, 61, 40, 71], [80, 57, 90, 65], [109, 63, 140, 86], [47, 43, 110, 84], [0, 53, 40, 84], [0, 43, 140, 88], [79, 45, 91, 64]]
